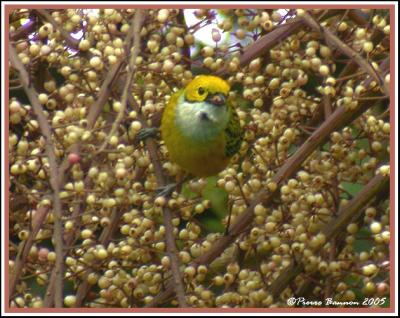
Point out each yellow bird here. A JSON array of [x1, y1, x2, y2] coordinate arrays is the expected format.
[[161, 75, 243, 177]]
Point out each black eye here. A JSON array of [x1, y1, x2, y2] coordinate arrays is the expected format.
[[198, 87, 205, 95]]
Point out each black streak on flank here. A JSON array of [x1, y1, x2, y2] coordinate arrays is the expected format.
[[200, 112, 210, 121]]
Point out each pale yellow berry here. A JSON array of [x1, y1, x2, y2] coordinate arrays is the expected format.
[[38, 93, 48, 105], [81, 229, 93, 239], [90, 56, 102, 68], [64, 295, 76, 307], [362, 264, 378, 276], [363, 41, 374, 53], [157, 9, 170, 23], [370, 222, 382, 234], [79, 39, 90, 51], [319, 65, 330, 76]]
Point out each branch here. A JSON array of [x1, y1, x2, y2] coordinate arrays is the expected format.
[[96, 10, 145, 154], [57, 20, 137, 187], [72, 209, 125, 307], [10, 19, 36, 41], [268, 171, 389, 298], [347, 9, 370, 26], [45, 168, 135, 307], [128, 95, 188, 307], [9, 206, 49, 299], [323, 95, 332, 120], [348, 9, 388, 45], [305, 55, 390, 133], [216, 19, 304, 76], [43, 12, 146, 307], [33, 9, 80, 49], [301, 12, 389, 96], [177, 10, 191, 69], [9, 43, 64, 307], [43, 198, 86, 306]]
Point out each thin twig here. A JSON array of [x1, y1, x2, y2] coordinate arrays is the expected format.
[[57, 32, 132, 187], [34, 9, 80, 49], [72, 209, 125, 307], [216, 18, 304, 76], [177, 10, 191, 69], [128, 94, 188, 307], [43, 201, 83, 307], [323, 95, 332, 120], [268, 172, 389, 298], [301, 12, 389, 96], [303, 57, 390, 136], [355, 95, 389, 101], [44, 11, 147, 307], [9, 43, 64, 307], [96, 10, 145, 154], [10, 19, 36, 41], [9, 206, 49, 299]]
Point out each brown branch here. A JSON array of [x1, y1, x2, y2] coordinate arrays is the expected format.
[[323, 95, 332, 120], [44, 12, 146, 307], [301, 12, 389, 96], [45, 167, 144, 307], [33, 9, 80, 49], [348, 9, 387, 45], [347, 9, 370, 26], [10, 19, 36, 41], [57, 22, 137, 187], [44, 200, 85, 307], [9, 43, 64, 307], [146, 80, 387, 307], [305, 56, 390, 133], [72, 209, 125, 307], [128, 95, 188, 307], [297, 175, 389, 298], [10, 10, 137, 307], [177, 10, 191, 69], [151, 154, 189, 308], [9, 206, 49, 299], [268, 171, 389, 298], [96, 10, 145, 154], [215, 18, 304, 76]]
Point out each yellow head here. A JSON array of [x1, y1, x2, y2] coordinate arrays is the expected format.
[[184, 75, 230, 103], [170, 75, 231, 144]]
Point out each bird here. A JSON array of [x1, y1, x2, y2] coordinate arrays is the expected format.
[[160, 75, 243, 177]]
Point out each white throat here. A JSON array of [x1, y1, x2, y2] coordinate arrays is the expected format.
[[175, 94, 229, 143]]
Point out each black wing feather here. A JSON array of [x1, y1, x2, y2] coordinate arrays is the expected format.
[[224, 107, 243, 157]]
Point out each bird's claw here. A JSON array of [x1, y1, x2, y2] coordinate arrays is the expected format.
[[135, 127, 159, 142], [156, 183, 177, 198]]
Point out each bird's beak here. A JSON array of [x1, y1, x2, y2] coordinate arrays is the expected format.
[[208, 93, 226, 107]]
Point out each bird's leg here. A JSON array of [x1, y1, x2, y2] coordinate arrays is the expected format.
[[156, 173, 191, 198], [178, 173, 197, 194], [156, 183, 177, 198], [225, 202, 233, 236], [135, 127, 159, 141]]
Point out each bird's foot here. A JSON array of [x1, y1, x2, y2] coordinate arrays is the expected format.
[[156, 183, 177, 198], [135, 127, 159, 142]]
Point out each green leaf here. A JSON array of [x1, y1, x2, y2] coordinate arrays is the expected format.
[[353, 226, 374, 253], [341, 181, 364, 197], [181, 177, 228, 233], [181, 182, 198, 199], [288, 144, 298, 156], [103, 101, 111, 113], [197, 214, 225, 233], [202, 176, 228, 219]]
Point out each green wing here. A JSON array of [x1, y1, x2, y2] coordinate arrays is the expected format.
[[224, 106, 243, 158]]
